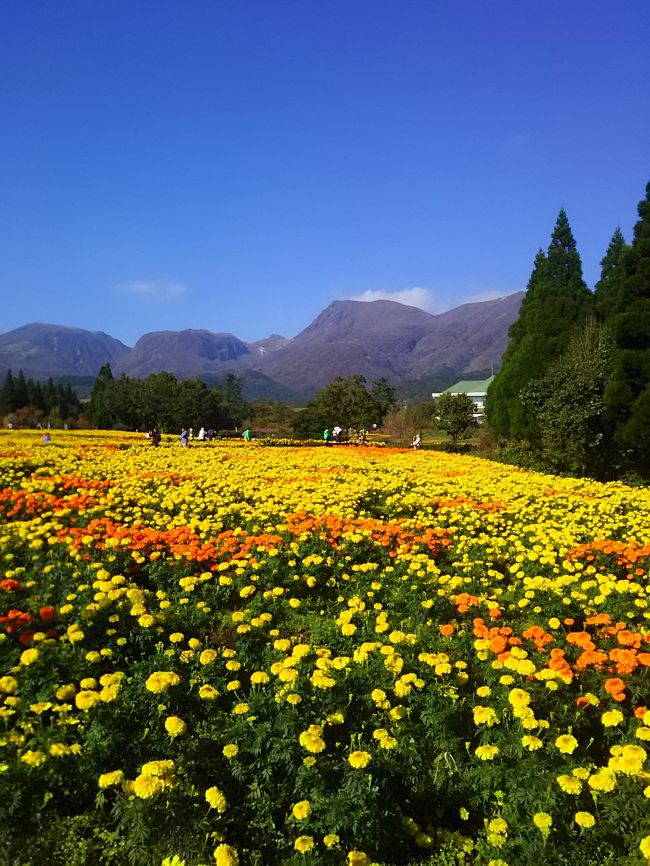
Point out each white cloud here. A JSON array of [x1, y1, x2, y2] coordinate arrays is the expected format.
[[115, 279, 187, 300], [350, 287, 439, 312]]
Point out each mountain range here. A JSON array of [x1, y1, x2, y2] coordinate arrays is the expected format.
[[0, 293, 524, 399]]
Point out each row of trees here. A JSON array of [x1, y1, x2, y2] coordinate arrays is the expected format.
[[486, 180, 650, 480], [88, 366, 250, 432], [0, 370, 81, 426]]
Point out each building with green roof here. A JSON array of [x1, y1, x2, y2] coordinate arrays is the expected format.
[[431, 376, 495, 422]]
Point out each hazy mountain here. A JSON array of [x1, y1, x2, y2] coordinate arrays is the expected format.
[[248, 294, 524, 392], [0, 292, 524, 396], [113, 329, 255, 378], [0, 323, 130, 379]]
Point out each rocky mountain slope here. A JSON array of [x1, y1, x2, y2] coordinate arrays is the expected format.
[[0, 292, 524, 395], [0, 323, 129, 379]]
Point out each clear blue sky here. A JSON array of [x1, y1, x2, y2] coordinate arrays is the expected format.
[[1, 0, 648, 346]]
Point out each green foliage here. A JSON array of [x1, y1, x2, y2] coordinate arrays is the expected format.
[[292, 376, 393, 439], [383, 402, 434, 445], [87, 366, 248, 432], [519, 318, 614, 477], [601, 181, 650, 477], [0, 369, 82, 424], [433, 393, 477, 447], [487, 211, 593, 438]]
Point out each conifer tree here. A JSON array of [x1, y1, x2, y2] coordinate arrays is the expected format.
[[486, 209, 593, 438], [603, 181, 650, 474], [594, 227, 631, 321]]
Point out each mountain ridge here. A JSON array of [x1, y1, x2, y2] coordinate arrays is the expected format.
[[0, 293, 524, 397]]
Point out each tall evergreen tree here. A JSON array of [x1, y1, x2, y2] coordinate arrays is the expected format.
[[594, 227, 631, 321], [602, 181, 650, 474], [88, 363, 116, 428], [13, 371, 29, 408], [0, 370, 16, 416], [486, 209, 593, 438]]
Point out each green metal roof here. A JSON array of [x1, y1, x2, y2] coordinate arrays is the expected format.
[[443, 376, 495, 394]]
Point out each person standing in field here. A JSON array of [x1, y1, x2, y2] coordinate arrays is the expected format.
[[180, 427, 189, 447]]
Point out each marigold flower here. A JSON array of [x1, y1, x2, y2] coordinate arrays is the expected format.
[[574, 811, 596, 828], [214, 843, 239, 866], [348, 750, 372, 769], [292, 800, 311, 820], [473, 706, 500, 727], [205, 786, 227, 812], [294, 835, 314, 853], [555, 734, 578, 754], [475, 744, 499, 760], [165, 716, 186, 737], [533, 812, 552, 835], [99, 770, 124, 788], [133, 773, 165, 798], [223, 744, 239, 758], [20, 648, 39, 666], [557, 774, 582, 794]]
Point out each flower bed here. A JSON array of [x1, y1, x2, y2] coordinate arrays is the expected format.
[[1, 430, 649, 865]]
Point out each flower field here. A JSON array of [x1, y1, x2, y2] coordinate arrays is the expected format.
[[1, 430, 650, 866]]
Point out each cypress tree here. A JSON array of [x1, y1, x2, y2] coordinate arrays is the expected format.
[[603, 181, 650, 473], [594, 227, 631, 321], [486, 210, 593, 438], [0, 370, 16, 416]]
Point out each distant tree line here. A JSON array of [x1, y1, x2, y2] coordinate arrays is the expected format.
[[486, 179, 650, 482], [0, 370, 81, 426], [87, 366, 250, 432], [291, 375, 396, 438]]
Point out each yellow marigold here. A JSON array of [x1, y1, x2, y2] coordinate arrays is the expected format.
[[324, 834, 340, 847], [473, 706, 500, 727], [508, 688, 530, 708], [20, 648, 39, 666], [199, 649, 217, 665], [587, 769, 616, 793], [214, 843, 239, 866], [145, 671, 180, 693], [223, 744, 239, 758], [205, 786, 227, 812], [348, 852, 369, 865], [292, 800, 311, 820], [557, 774, 582, 794], [640, 835, 650, 859], [299, 726, 325, 753], [294, 835, 314, 853], [555, 734, 578, 754], [75, 690, 102, 712], [601, 710, 624, 727], [99, 770, 125, 788], [133, 773, 166, 798], [199, 685, 219, 700], [165, 716, 186, 737], [0, 676, 18, 693], [251, 671, 270, 685], [521, 735, 543, 751], [20, 750, 46, 766], [475, 744, 499, 760], [533, 812, 552, 835], [575, 811, 596, 828], [348, 750, 372, 769]]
